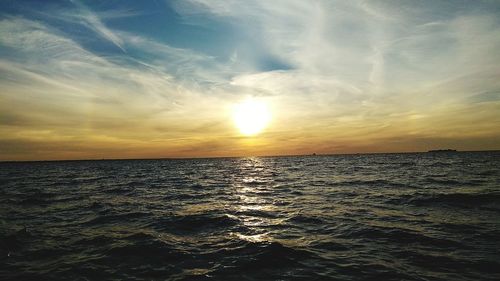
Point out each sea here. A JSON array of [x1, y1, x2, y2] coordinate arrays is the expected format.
[[1, 152, 499, 280]]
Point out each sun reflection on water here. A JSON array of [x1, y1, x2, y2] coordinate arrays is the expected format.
[[231, 157, 281, 242]]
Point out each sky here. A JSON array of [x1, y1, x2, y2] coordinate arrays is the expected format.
[[1, 0, 500, 161]]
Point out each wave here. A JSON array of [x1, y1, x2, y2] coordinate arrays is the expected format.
[[409, 192, 500, 208], [394, 249, 500, 274], [18, 197, 51, 206], [0, 227, 32, 259], [287, 214, 326, 225], [103, 233, 189, 267], [424, 177, 468, 186], [150, 214, 240, 233], [310, 240, 350, 251], [235, 209, 279, 219], [340, 226, 464, 248], [82, 211, 151, 226], [2, 152, 499, 280], [331, 179, 408, 188], [209, 240, 317, 270]]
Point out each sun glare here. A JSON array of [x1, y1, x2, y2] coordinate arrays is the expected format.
[[233, 99, 271, 136]]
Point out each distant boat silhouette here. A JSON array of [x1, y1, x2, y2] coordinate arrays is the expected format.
[[427, 149, 457, 153]]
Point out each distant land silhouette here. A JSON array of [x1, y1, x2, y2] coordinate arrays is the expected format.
[[427, 149, 458, 153]]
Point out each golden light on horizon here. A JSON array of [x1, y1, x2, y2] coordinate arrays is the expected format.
[[233, 99, 271, 136]]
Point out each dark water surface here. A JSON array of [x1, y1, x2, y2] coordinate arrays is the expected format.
[[1, 152, 500, 280]]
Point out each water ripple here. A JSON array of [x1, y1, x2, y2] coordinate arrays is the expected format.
[[1, 152, 500, 280]]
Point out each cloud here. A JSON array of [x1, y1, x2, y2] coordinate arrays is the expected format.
[[177, 0, 500, 106], [1, 0, 500, 160], [172, 0, 500, 150], [0, 15, 235, 157], [68, 0, 126, 52]]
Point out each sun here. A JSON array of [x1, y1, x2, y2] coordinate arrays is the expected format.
[[233, 99, 271, 136]]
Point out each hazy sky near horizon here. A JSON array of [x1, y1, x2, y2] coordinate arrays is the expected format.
[[1, 0, 500, 160]]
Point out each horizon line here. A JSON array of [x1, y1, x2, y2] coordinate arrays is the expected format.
[[1, 149, 499, 164]]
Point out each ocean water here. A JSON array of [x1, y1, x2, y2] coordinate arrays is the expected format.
[[1, 152, 499, 281]]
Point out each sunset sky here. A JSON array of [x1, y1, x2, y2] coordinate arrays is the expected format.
[[1, 0, 500, 161]]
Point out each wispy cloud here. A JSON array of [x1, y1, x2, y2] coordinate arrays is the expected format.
[[0, 15, 236, 159], [172, 0, 500, 149], [1, 0, 500, 160], [68, 0, 126, 52]]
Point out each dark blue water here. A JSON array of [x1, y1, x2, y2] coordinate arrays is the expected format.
[[1, 152, 499, 280]]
